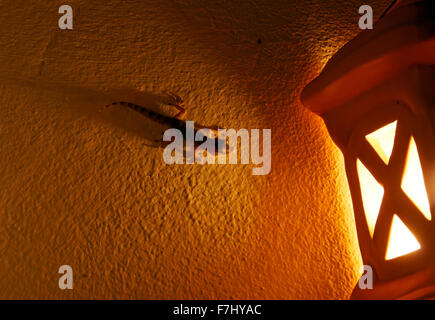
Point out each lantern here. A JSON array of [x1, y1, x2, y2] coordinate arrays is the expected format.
[[301, 0, 435, 299]]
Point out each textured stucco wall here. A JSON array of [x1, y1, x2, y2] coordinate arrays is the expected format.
[[0, 0, 390, 299]]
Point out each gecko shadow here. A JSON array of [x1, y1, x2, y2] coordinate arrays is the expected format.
[[74, 86, 184, 144], [11, 79, 185, 145], [4, 79, 228, 155], [64, 85, 228, 155]]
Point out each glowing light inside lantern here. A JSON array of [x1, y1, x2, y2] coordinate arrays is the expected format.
[[401, 137, 432, 221], [386, 215, 421, 260], [360, 125, 429, 259], [357, 160, 384, 237], [366, 121, 397, 165]]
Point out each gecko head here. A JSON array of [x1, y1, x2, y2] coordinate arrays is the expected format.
[[194, 129, 234, 156]]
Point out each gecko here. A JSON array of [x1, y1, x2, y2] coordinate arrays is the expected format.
[[106, 93, 229, 155]]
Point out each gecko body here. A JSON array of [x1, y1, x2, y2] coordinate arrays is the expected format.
[[106, 98, 229, 155]]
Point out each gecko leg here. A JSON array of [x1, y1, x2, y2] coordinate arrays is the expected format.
[[165, 92, 186, 119], [172, 105, 185, 119], [143, 139, 168, 149]]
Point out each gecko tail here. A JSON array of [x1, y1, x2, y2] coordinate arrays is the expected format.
[[106, 101, 129, 108]]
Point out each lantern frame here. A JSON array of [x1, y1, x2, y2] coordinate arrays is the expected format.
[[346, 100, 435, 280], [301, 0, 435, 299]]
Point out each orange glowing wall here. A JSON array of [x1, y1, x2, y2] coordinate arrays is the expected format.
[[0, 0, 391, 299]]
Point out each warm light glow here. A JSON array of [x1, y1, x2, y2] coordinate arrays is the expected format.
[[401, 137, 432, 221], [357, 159, 384, 237], [386, 215, 421, 260], [365, 121, 397, 165]]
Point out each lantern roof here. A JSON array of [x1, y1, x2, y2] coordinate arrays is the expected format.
[[301, 0, 435, 115]]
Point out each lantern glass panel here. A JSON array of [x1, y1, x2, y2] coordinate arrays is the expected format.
[[401, 137, 432, 221], [386, 215, 421, 260], [365, 121, 397, 165], [357, 159, 384, 237]]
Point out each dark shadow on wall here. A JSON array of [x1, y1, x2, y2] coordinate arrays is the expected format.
[[1, 79, 189, 144]]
